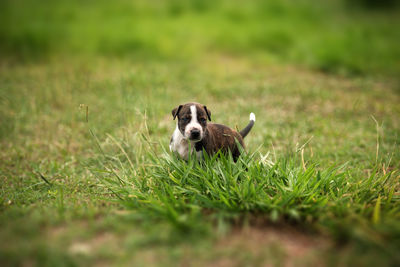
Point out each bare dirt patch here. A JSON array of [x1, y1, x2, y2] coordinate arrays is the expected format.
[[213, 224, 330, 267]]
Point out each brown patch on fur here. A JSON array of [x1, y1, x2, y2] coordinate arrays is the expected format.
[[197, 123, 245, 161]]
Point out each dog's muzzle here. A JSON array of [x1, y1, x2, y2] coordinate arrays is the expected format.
[[189, 129, 201, 141]]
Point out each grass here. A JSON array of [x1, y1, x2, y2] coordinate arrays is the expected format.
[[1, 57, 399, 266], [101, 141, 398, 233], [1, 0, 400, 77], [1, 0, 400, 266]]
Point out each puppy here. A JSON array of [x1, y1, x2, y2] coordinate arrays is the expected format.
[[169, 102, 255, 161]]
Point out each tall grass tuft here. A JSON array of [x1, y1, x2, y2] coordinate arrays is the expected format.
[[90, 131, 399, 261]]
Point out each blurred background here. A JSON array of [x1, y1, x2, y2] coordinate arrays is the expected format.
[[1, 0, 399, 77], [1, 0, 400, 266]]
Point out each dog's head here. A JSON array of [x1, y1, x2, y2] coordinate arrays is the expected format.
[[172, 102, 211, 142]]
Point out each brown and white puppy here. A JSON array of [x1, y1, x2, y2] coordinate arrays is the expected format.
[[169, 102, 255, 161]]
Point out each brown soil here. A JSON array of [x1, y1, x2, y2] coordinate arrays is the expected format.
[[211, 224, 330, 267]]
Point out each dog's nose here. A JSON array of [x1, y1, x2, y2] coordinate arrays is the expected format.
[[190, 129, 200, 139]]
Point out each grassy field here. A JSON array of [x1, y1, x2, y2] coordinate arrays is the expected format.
[[1, 0, 400, 266]]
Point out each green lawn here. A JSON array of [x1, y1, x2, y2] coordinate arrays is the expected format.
[[1, 0, 400, 266]]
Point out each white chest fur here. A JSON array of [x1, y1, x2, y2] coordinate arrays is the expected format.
[[169, 126, 202, 160]]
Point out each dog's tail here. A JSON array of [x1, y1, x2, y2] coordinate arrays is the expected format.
[[239, 113, 255, 138]]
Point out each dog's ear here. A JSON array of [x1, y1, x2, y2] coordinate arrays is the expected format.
[[204, 106, 211, 121], [171, 105, 183, 120]]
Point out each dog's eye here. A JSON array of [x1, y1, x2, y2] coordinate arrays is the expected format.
[[199, 118, 206, 123], [182, 117, 190, 122]]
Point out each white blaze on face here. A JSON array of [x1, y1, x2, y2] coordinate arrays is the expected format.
[[184, 105, 203, 140]]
